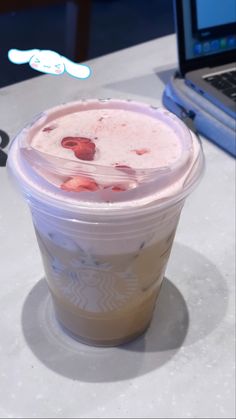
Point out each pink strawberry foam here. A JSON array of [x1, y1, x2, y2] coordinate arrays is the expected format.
[[32, 108, 182, 169]]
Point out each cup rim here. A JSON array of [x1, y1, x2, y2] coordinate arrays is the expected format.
[[7, 98, 205, 220]]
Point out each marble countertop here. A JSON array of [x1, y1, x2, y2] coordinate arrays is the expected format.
[[0, 35, 235, 418]]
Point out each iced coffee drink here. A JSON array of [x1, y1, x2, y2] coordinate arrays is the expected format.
[[8, 99, 204, 346]]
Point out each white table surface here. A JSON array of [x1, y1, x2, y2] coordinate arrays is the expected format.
[[0, 35, 235, 419]]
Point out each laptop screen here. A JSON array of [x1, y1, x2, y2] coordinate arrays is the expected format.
[[175, 0, 236, 74]]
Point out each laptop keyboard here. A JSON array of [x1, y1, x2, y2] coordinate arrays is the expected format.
[[204, 70, 236, 102]]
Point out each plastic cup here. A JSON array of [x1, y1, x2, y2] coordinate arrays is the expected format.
[[7, 99, 204, 346]]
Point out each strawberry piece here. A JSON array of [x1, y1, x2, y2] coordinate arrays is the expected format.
[[61, 137, 96, 161], [43, 125, 56, 132], [61, 176, 98, 192], [61, 136, 92, 150], [115, 164, 136, 175], [131, 148, 150, 155], [104, 184, 127, 192], [74, 142, 96, 161], [111, 186, 126, 192]]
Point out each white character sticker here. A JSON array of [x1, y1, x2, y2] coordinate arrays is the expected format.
[[8, 48, 91, 79]]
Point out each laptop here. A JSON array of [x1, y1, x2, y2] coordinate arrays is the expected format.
[[174, 0, 236, 119]]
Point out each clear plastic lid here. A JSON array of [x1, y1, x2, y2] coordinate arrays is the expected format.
[[9, 99, 204, 216]]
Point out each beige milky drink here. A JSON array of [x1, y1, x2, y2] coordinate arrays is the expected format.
[[7, 99, 204, 346]]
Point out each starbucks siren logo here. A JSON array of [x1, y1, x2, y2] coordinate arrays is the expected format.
[[51, 254, 138, 313]]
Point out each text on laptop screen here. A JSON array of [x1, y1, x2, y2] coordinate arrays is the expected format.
[[183, 0, 236, 60]]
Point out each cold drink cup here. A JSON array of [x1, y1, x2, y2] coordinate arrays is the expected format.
[[8, 99, 204, 346]]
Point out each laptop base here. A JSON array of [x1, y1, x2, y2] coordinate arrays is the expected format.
[[162, 72, 236, 157]]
